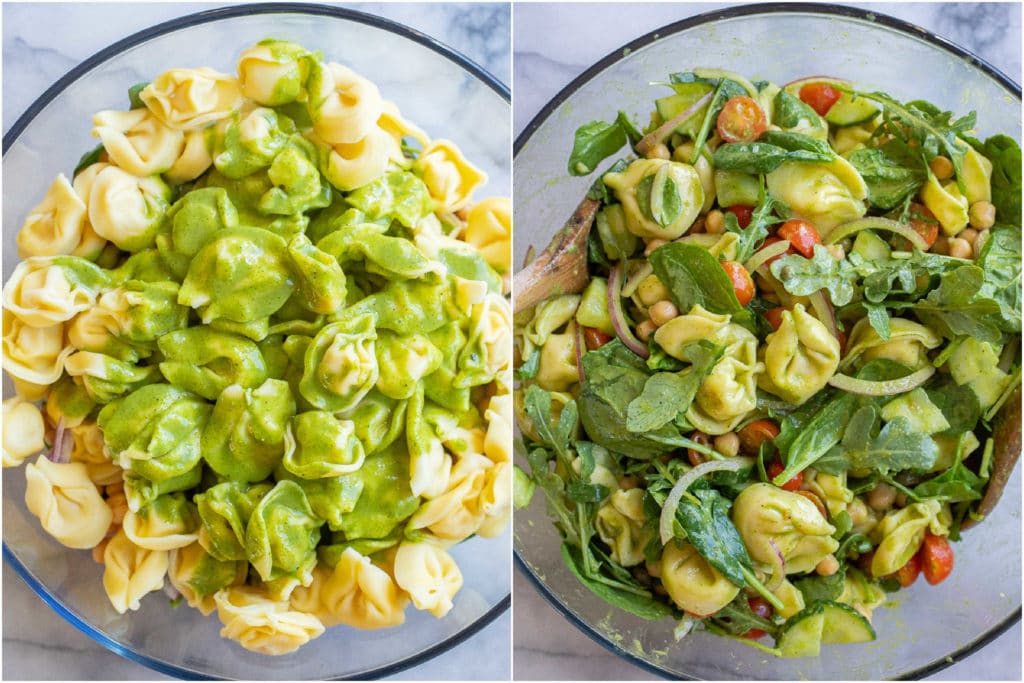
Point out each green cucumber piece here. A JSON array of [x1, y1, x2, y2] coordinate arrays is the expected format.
[[655, 82, 715, 138], [821, 601, 876, 644], [825, 92, 879, 127], [851, 230, 891, 260], [777, 604, 825, 658], [714, 169, 761, 208]]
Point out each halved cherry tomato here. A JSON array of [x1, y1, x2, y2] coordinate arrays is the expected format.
[[767, 459, 803, 492], [725, 204, 755, 229], [687, 431, 712, 466], [760, 236, 796, 267], [763, 306, 787, 331], [776, 219, 822, 258], [738, 419, 780, 455], [918, 532, 954, 585], [908, 203, 940, 249], [798, 82, 841, 116], [721, 261, 755, 306], [741, 597, 774, 639], [716, 96, 768, 143], [889, 553, 922, 588], [583, 326, 614, 351]]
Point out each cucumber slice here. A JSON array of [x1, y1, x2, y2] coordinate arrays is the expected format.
[[783, 77, 879, 127], [821, 602, 876, 644], [655, 82, 714, 138], [777, 604, 825, 658], [851, 230, 891, 260]]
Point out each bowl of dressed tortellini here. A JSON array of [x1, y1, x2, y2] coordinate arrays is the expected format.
[[513, 5, 1020, 680], [3, 4, 511, 679]]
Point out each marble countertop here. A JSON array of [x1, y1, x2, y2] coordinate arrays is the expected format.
[[513, 2, 1021, 681], [2, 3, 509, 680]]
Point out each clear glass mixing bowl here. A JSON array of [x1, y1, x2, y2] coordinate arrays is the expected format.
[[3, 4, 510, 679], [513, 5, 1021, 679]]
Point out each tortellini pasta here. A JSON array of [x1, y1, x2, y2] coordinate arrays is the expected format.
[[869, 500, 951, 577], [841, 317, 942, 371], [3, 37, 508, 656], [758, 303, 841, 405], [602, 158, 703, 240], [766, 156, 868, 235], [595, 489, 652, 567], [660, 540, 741, 617]]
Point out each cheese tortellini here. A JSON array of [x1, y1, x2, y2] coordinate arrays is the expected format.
[[660, 540, 741, 617], [766, 156, 868, 235], [603, 158, 703, 240], [3, 37, 509, 656], [758, 303, 841, 405]]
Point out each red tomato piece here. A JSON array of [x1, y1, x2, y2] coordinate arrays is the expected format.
[[767, 459, 803, 492], [890, 553, 922, 588], [908, 203, 940, 249], [776, 219, 823, 258], [798, 82, 841, 116], [583, 326, 614, 351], [741, 597, 774, 639], [919, 532, 954, 585], [725, 204, 755, 229], [762, 307, 787, 331], [737, 419, 781, 454], [721, 261, 755, 306], [716, 96, 768, 143]]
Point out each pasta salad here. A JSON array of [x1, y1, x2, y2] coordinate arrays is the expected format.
[[514, 70, 1021, 657], [3, 38, 512, 656]]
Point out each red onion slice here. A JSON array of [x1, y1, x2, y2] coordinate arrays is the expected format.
[[635, 91, 715, 156], [808, 290, 838, 340], [828, 365, 935, 396], [765, 538, 786, 591], [826, 217, 929, 251], [659, 458, 746, 546], [573, 322, 586, 384], [607, 262, 650, 359], [743, 239, 791, 274], [47, 417, 71, 465]]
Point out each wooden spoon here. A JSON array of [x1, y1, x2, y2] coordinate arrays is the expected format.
[[962, 383, 1021, 530], [512, 197, 601, 314]]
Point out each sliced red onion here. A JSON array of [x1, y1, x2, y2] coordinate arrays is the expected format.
[[808, 290, 838, 340], [826, 217, 929, 251], [635, 91, 715, 156], [828, 365, 935, 396], [607, 262, 650, 359], [47, 418, 71, 465], [163, 582, 181, 601], [659, 458, 746, 546], [765, 538, 786, 592], [743, 239, 791, 274], [573, 322, 585, 384]]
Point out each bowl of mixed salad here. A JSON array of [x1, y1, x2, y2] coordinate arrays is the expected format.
[[513, 5, 1021, 679]]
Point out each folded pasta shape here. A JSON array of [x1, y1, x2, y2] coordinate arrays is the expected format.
[[596, 488, 651, 567], [282, 411, 366, 478], [408, 452, 495, 541], [156, 186, 240, 279], [237, 39, 311, 107], [660, 540, 741, 617], [214, 585, 325, 655], [869, 500, 950, 577], [406, 385, 453, 499], [165, 127, 214, 185], [169, 541, 247, 616], [3, 255, 108, 327], [463, 196, 511, 273], [25, 455, 112, 549], [123, 492, 200, 551], [307, 62, 383, 145], [374, 330, 443, 400], [393, 541, 463, 618], [16, 174, 96, 259], [202, 379, 294, 482], [416, 139, 487, 213], [286, 233, 347, 315], [329, 440, 419, 540], [299, 313, 379, 412], [758, 303, 841, 406], [103, 528, 170, 613], [457, 293, 513, 389], [2, 310, 72, 385], [483, 392, 513, 463], [158, 327, 269, 400], [63, 350, 162, 404], [69, 421, 123, 486], [244, 480, 321, 583], [766, 156, 868, 235], [602, 158, 703, 240], [319, 126, 402, 192], [841, 316, 942, 371], [92, 109, 185, 176], [141, 67, 242, 130], [2, 397, 46, 468], [212, 107, 293, 179], [316, 548, 409, 629], [86, 166, 172, 252], [195, 481, 273, 562]]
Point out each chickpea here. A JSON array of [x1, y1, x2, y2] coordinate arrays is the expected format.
[[672, 141, 696, 162], [92, 536, 111, 564], [848, 498, 871, 527], [646, 143, 671, 160], [815, 554, 840, 577], [636, 319, 657, 342], [825, 244, 845, 261], [958, 227, 979, 246], [649, 300, 679, 327], [948, 237, 972, 259], [866, 482, 897, 511], [107, 492, 128, 526], [645, 559, 662, 579], [619, 475, 640, 490], [969, 200, 996, 230], [931, 234, 950, 255], [688, 216, 706, 234], [894, 492, 909, 508], [644, 238, 668, 257], [705, 209, 725, 235], [637, 275, 671, 306], [713, 432, 740, 457], [928, 155, 955, 180]]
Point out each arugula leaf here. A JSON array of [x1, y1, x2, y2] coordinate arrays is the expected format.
[[568, 120, 628, 176], [525, 445, 580, 546], [770, 244, 858, 306], [712, 131, 835, 175], [561, 542, 675, 620], [847, 147, 925, 209], [128, 81, 150, 109], [725, 181, 782, 264], [900, 265, 1004, 342], [73, 143, 105, 178], [970, 134, 1021, 227], [523, 384, 578, 462], [676, 488, 752, 588], [815, 408, 938, 475], [626, 341, 724, 432], [864, 303, 891, 340], [976, 224, 1022, 332], [515, 348, 541, 380], [912, 433, 984, 503], [616, 110, 643, 146], [649, 242, 748, 318]]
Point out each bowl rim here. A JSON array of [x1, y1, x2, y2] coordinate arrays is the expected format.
[[2, 2, 510, 680], [512, 2, 1021, 680]]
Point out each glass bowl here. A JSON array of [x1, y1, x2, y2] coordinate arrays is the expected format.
[[3, 4, 510, 679], [513, 4, 1021, 680]]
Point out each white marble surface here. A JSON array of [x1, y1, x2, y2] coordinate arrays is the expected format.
[[2, 2, 510, 680], [513, 2, 1021, 681]]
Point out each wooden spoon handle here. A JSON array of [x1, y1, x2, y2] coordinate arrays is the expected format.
[[962, 383, 1022, 530], [513, 197, 601, 314]]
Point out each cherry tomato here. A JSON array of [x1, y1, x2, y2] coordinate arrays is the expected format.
[[760, 236, 796, 267], [776, 219, 823, 258], [725, 204, 755, 229], [918, 532, 954, 585], [763, 306, 788, 331], [716, 96, 768, 143], [856, 550, 876, 576], [687, 431, 712, 466], [721, 261, 755, 306], [741, 597, 774, 639], [767, 459, 803, 492], [583, 326, 614, 351], [889, 553, 922, 588], [738, 419, 781, 455], [798, 82, 841, 116], [909, 203, 940, 249]]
